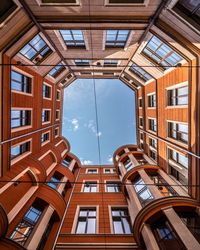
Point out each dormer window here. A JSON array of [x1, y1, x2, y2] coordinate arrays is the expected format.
[[59, 30, 85, 48], [48, 63, 65, 78], [20, 34, 52, 64], [105, 30, 129, 48], [142, 35, 183, 69]]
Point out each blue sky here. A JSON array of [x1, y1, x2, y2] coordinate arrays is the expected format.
[[62, 78, 136, 165]]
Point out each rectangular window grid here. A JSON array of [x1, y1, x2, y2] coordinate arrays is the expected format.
[[168, 122, 188, 143], [148, 94, 156, 107], [105, 30, 129, 48], [149, 118, 157, 132], [48, 63, 65, 78], [83, 182, 97, 192], [142, 35, 183, 69], [11, 110, 31, 129], [11, 70, 32, 94], [42, 110, 50, 123], [60, 30, 85, 48], [130, 63, 152, 81], [43, 84, 51, 98], [167, 85, 188, 106], [111, 208, 132, 234], [11, 141, 30, 159], [76, 208, 96, 234], [20, 34, 52, 63], [10, 204, 43, 245], [106, 182, 121, 192]]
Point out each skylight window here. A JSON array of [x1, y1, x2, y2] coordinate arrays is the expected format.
[[19, 34, 52, 63], [59, 30, 85, 48], [105, 30, 129, 48], [107, 0, 144, 4], [104, 60, 118, 67], [142, 35, 183, 69], [129, 63, 152, 81], [48, 63, 65, 78], [74, 59, 90, 66]]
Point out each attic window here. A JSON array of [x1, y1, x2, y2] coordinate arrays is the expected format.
[[107, 0, 144, 4], [142, 35, 183, 69], [19, 34, 52, 64], [59, 30, 85, 48], [39, 0, 79, 5], [104, 60, 118, 67], [48, 63, 65, 78], [173, 0, 200, 29], [105, 30, 130, 48], [0, 0, 17, 24], [129, 63, 152, 81], [75, 59, 90, 66]]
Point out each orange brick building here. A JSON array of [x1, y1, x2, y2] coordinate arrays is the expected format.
[[0, 0, 200, 249]]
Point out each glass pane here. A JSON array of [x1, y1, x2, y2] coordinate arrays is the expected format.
[[114, 221, 123, 234], [76, 221, 86, 233], [87, 218, 96, 233]]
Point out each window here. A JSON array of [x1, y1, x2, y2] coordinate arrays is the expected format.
[[107, 0, 144, 4], [87, 169, 97, 174], [111, 208, 132, 234], [104, 60, 118, 67], [0, 0, 17, 24], [149, 118, 157, 132], [104, 169, 111, 173], [10, 201, 44, 246], [151, 217, 185, 249], [149, 173, 178, 197], [41, 131, 50, 144], [178, 211, 200, 244], [11, 110, 31, 129], [11, 70, 32, 94], [167, 85, 188, 106], [149, 137, 157, 149], [43, 84, 51, 99], [130, 63, 152, 81], [56, 90, 60, 100], [42, 110, 50, 123], [11, 141, 30, 160], [170, 166, 188, 186], [148, 94, 156, 107], [54, 127, 59, 137], [60, 30, 85, 48], [139, 98, 143, 108], [105, 30, 129, 48], [149, 149, 157, 161], [168, 148, 188, 169], [133, 176, 154, 206], [168, 122, 188, 143], [74, 59, 90, 66], [142, 35, 183, 69], [106, 182, 121, 192], [124, 158, 133, 171], [62, 158, 71, 167], [48, 63, 65, 78], [56, 110, 60, 120], [139, 117, 143, 127], [173, 0, 200, 29], [76, 208, 96, 234], [41, 0, 78, 4], [20, 34, 52, 63], [83, 182, 98, 192], [47, 172, 62, 190]]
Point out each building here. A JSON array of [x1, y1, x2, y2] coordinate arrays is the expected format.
[[0, 0, 200, 249]]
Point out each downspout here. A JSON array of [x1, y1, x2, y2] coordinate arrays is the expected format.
[[52, 167, 81, 249]]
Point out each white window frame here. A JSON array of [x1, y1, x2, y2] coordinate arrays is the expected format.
[[42, 109, 51, 125], [11, 138, 32, 165], [41, 130, 51, 146], [86, 168, 98, 174], [43, 82, 52, 100], [11, 66, 33, 96], [71, 205, 99, 234], [11, 108, 33, 133], [81, 180, 99, 193]]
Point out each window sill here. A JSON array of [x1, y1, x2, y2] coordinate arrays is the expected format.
[[11, 125, 32, 133]]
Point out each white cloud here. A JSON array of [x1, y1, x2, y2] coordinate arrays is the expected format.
[[81, 160, 93, 165], [71, 118, 79, 131], [107, 155, 113, 163], [96, 132, 102, 137]]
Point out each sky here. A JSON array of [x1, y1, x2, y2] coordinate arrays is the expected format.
[[62, 78, 136, 165]]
